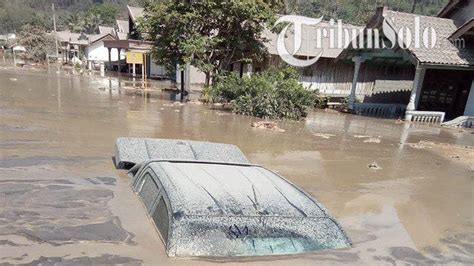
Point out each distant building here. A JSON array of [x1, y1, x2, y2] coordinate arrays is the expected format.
[[116, 20, 129, 40], [105, 5, 202, 86], [98, 26, 116, 36], [253, 20, 364, 96], [86, 33, 123, 64], [338, 2, 474, 122], [57, 30, 121, 66]]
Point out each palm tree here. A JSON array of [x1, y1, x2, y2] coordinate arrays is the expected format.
[[66, 13, 83, 33], [80, 13, 103, 34]]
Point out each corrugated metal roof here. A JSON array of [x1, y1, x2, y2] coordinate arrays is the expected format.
[[384, 10, 474, 66]]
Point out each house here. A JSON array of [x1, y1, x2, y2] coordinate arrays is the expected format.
[[105, 6, 198, 84], [337, 3, 474, 122], [116, 20, 129, 40], [127, 5, 145, 39], [57, 31, 90, 63], [57, 30, 123, 68], [86, 33, 124, 66], [256, 20, 363, 96]]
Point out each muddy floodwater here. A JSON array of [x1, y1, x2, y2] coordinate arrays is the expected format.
[[1, 65, 473, 265]]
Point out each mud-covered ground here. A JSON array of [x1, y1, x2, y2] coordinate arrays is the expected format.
[[0, 65, 473, 265]]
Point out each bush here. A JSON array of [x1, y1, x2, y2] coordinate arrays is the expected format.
[[313, 90, 329, 108], [202, 67, 315, 120]]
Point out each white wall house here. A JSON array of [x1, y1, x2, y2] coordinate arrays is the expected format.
[[86, 34, 124, 63]]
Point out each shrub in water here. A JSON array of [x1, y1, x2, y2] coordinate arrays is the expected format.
[[202, 67, 315, 120]]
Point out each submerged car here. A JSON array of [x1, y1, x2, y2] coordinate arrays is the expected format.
[[114, 138, 351, 257]]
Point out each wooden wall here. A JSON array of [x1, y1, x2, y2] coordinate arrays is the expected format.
[[267, 55, 416, 102]]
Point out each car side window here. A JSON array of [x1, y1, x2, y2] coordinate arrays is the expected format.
[[139, 173, 160, 212], [152, 197, 170, 244]]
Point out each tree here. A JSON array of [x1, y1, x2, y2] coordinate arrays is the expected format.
[[141, 0, 278, 86], [87, 3, 119, 26], [80, 13, 104, 34], [18, 24, 56, 62]]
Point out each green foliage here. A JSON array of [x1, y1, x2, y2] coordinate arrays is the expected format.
[[18, 24, 56, 62], [313, 90, 328, 108], [64, 3, 120, 33], [88, 3, 119, 26], [0, 0, 131, 34], [0, 0, 450, 34], [203, 67, 315, 120], [276, 0, 449, 25], [141, 0, 278, 84]]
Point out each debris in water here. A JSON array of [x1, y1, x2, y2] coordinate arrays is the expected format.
[[368, 162, 382, 170], [354, 135, 371, 138], [363, 138, 381, 143], [9, 78, 17, 81], [409, 141, 434, 149], [354, 135, 381, 143], [314, 133, 335, 139], [98, 87, 106, 91], [251, 121, 285, 132], [174, 109, 181, 113]]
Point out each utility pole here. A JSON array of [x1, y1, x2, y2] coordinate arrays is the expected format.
[[52, 3, 59, 57]]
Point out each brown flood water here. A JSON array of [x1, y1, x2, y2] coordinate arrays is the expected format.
[[0, 65, 473, 265]]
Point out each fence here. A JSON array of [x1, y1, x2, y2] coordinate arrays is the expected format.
[[353, 103, 407, 119]]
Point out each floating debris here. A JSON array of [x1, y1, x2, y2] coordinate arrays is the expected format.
[[216, 111, 230, 116], [363, 138, 381, 143], [368, 162, 382, 170], [408, 141, 434, 149], [354, 135, 371, 138], [9, 78, 17, 81], [314, 133, 336, 139], [251, 121, 285, 132]]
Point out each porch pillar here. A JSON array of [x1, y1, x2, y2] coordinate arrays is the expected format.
[[117, 48, 121, 74], [132, 63, 136, 77], [348, 56, 365, 110], [107, 47, 112, 71], [405, 65, 426, 121]]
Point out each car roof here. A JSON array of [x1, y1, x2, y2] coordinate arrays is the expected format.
[[114, 138, 249, 169], [143, 161, 328, 218]]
